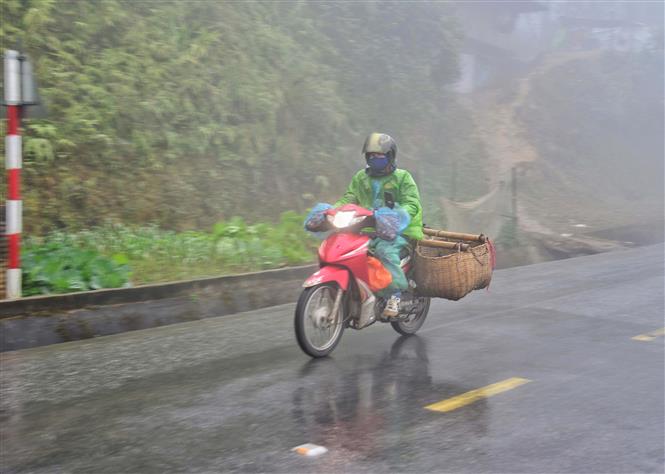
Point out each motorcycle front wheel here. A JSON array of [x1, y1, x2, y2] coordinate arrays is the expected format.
[[391, 296, 430, 336], [294, 282, 346, 358]]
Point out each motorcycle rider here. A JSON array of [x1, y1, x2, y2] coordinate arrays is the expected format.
[[335, 133, 424, 318]]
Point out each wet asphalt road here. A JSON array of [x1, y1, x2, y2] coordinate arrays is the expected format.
[[1, 244, 663, 473]]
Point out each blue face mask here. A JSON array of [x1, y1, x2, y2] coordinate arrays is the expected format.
[[367, 155, 389, 172]]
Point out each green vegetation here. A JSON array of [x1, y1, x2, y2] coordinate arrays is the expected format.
[[23, 212, 318, 295], [17, 3, 658, 287], [1, 1, 491, 292], [1, 0, 475, 235], [22, 240, 131, 296]]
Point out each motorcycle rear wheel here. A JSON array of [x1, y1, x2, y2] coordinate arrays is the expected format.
[[390, 297, 430, 335], [294, 282, 346, 358]]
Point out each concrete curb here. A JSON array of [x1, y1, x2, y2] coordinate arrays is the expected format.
[[0, 265, 316, 318], [0, 264, 317, 351]]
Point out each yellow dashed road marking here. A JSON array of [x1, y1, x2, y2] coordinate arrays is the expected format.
[[425, 377, 531, 413], [632, 328, 665, 342]]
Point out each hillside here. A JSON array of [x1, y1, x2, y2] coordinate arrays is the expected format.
[[1, 1, 486, 234], [1, 1, 662, 267], [442, 47, 663, 265]]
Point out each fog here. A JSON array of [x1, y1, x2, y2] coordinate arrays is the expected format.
[[424, 1, 664, 265], [1, 0, 664, 289]]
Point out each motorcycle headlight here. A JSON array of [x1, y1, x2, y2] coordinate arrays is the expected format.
[[328, 211, 364, 229]]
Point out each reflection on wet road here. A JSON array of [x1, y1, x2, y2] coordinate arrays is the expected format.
[[291, 336, 491, 466], [1, 245, 663, 473]]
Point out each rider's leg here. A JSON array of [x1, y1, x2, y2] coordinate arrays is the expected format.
[[370, 236, 409, 316], [371, 235, 409, 294]]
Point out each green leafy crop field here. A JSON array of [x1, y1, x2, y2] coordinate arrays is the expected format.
[[22, 212, 318, 295]]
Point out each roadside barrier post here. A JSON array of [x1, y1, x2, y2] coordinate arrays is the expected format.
[[4, 50, 22, 299]]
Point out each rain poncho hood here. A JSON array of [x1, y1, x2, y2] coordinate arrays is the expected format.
[[335, 168, 424, 241]]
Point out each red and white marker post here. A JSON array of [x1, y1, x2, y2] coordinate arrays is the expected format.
[[4, 50, 22, 299]]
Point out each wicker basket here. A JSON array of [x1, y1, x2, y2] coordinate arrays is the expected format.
[[414, 238, 494, 301]]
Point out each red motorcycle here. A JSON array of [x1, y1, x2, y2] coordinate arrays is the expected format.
[[295, 203, 431, 358]]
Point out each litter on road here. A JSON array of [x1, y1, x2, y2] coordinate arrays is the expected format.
[[292, 444, 328, 457]]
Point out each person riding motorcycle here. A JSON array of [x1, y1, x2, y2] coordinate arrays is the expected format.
[[335, 133, 424, 318]]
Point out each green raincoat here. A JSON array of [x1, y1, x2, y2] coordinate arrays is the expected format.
[[335, 168, 424, 241], [335, 168, 424, 295]]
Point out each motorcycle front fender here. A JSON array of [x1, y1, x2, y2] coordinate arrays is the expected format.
[[303, 265, 350, 290]]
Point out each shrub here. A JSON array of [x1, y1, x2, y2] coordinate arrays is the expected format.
[[22, 239, 131, 296]]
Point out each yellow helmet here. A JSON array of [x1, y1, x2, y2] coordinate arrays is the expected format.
[[362, 133, 397, 176]]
